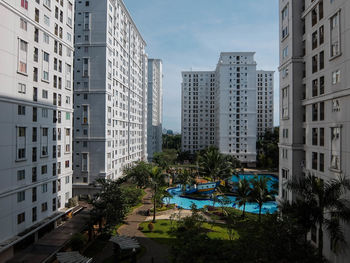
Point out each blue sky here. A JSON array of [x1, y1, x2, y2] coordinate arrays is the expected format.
[[124, 0, 280, 132]]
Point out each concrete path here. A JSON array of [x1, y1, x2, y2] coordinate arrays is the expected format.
[[118, 188, 170, 263], [94, 188, 171, 263]]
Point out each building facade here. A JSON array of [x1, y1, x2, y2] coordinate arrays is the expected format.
[[147, 59, 163, 162], [278, 0, 350, 261], [73, 0, 148, 196], [256, 70, 274, 139], [0, 0, 74, 260], [181, 71, 216, 153], [181, 52, 271, 166]]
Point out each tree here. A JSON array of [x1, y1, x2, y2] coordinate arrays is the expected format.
[[124, 161, 151, 188], [234, 178, 251, 217], [153, 149, 177, 170], [257, 127, 279, 169], [177, 169, 195, 192], [149, 166, 166, 223], [250, 176, 275, 222], [90, 179, 128, 232], [198, 146, 232, 181], [286, 174, 350, 257], [162, 134, 181, 150]]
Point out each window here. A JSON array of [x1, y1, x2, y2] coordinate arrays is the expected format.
[[312, 128, 318, 146], [320, 102, 325, 121], [320, 76, 325, 95], [312, 31, 318, 49], [319, 153, 324, 172], [312, 152, 318, 170], [312, 55, 318, 73], [332, 99, 340, 112], [282, 46, 288, 59], [33, 107, 37, 122], [312, 104, 318, 121], [41, 165, 47, 175], [17, 170, 25, 181], [319, 51, 324, 70], [330, 12, 341, 57], [32, 167, 37, 182], [42, 89, 48, 99], [33, 127, 38, 142], [65, 175, 70, 184], [65, 160, 69, 168], [18, 83, 26, 94], [43, 32, 50, 44], [82, 153, 88, 171], [20, 18, 27, 31], [18, 39, 28, 74], [32, 207, 37, 222], [44, 15, 50, 26], [17, 191, 25, 202], [17, 213, 25, 224], [18, 105, 25, 115], [331, 127, 341, 170], [332, 70, 340, 84], [66, 112, 70, 120], [21, 0, 28, 10], [42, 108, 48, 118], [282, 5, 288, 20], [320, 128, 325, 146], [42, 52, 50, 81], [319, 26, 324, 45], [282, 87, 289, 118], [41, 202, 48, 212], [35, 8, 39, 22], [312, 79, 318, 97], [43, 0, 51, 8], [67, 2, 73, 26]]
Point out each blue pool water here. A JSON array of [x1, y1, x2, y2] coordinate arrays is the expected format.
[[164, 174, 278, 214]]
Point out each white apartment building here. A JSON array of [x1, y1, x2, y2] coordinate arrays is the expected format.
[[147, 59, 163, 162], [181, 71, 216, 153], [279, 0, 350, 261], [182, 52, 265, 166], [257, 71, 274, 139], [0, 0, 74, 261], [73, 0, 148, 196], [215, 53, 257, 166]]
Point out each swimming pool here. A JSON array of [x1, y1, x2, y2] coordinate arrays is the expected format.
[[164, 174, 278, 214]]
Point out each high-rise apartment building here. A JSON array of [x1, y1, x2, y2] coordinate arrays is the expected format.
[[257, 71, 274, 139], [279, 0, 350, 261], [147, 59, 163, 161], [0, 0, 74, 261], [73, 0, 148, 195], [182, 52, 270, 166], [181, 71, 216, 153]]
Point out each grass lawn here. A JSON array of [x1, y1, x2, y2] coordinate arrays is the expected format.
[[140, 219, 238, 245]]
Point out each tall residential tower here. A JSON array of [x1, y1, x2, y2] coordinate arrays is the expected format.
[[279, 0, 350, 261], [147, 59, 163, 161], [73, 0, 148, 195], [0, 0, 74, 260], [182, 52, 272, 166]]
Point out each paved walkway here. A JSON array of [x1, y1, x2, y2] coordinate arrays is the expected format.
[[95, 188, 170, 263], [7, 206, 90, 263]]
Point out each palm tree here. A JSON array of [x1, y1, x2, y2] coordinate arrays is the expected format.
[[177, 169, 195, 192], [286, 174, 350, 257], [250, 176, 274, 222], [149, 166, 166, 223], [198, 146, 232, 182], [234, 178, 251, 217]]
